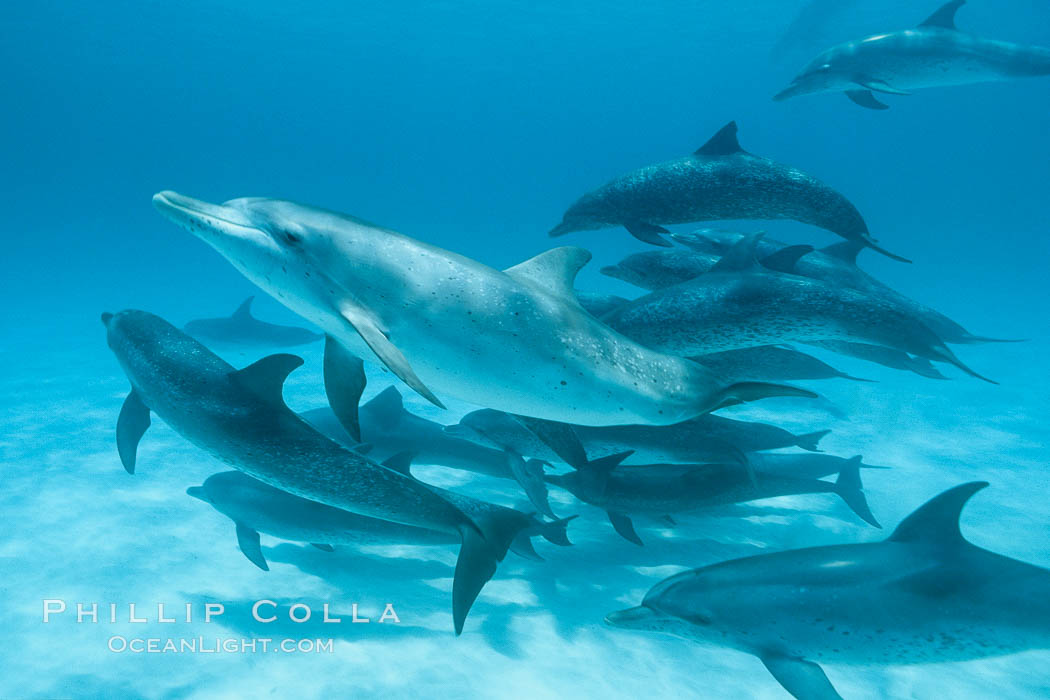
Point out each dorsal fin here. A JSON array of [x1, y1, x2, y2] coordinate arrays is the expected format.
[[382, 451, 416, 476], [760, 245, 814, 274], [919, 0, 964, 30], [820, 240, 865, 265], [709, 232, 765, 273], [504, 247, 592, 299], [888, 481, 988, 546], [363, 386, 406, 428], [695, 121, 745, 157], [231, 354, 304, 405], [578, 450, 634, 474], [232, 296, 255, 318]]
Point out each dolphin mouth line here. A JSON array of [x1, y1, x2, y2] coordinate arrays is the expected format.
[[152, 191, 259, 232]]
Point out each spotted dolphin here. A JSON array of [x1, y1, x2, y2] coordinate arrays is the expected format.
[[775, 0, 1050, 109], [445, 408, 830, 466], [187, 470, 573, 571], [547, 122, 906, 261], [671, 229, 1017, 345], [546, 453, 879, 545], [152, 191, 812, 431], [606, 482, 1050, 699], [183, 296, 322, 347], [602, 235, 995, 383], [103, 309, 544, 635]]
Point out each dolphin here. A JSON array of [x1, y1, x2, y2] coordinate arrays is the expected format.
[[600, 249, 722, 291], [546, 453, 879, 545], [671, 231, 1014, 346], [445, 408, 830, 466], [774, 0, 1050, 109], [602, 235, 995, 383], [302, 387, 558, 516], [302, 387, 513, 479], [151, 191, 813, 431], [183, 296, 322, 347], [804, 340, 950, 380], [103, 309, 549, 635], [187, 470, 574, 571], [606, 482, 1050, 699], [547, 121, 906, 261], [691, 346, 871, 384]]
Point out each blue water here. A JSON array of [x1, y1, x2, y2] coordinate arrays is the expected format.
[[3, 1, 1050, 697]]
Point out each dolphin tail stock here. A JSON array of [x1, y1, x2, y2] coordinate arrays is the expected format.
[[452, 509, 532, 635], [713, 381, 819, 411], [795, 429, 830, 453], [832, 456, 881, 528]]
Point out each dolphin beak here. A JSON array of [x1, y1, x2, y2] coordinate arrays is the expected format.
[[548, 221, 575, 238], [772, 84, 799, 102], [605, 605, 656, 629], [185, 486, 208, 502], [152, 190, 257, 237]]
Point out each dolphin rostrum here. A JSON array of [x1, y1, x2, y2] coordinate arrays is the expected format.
[[548, 122, 906, 261], [183, 296, 322, 347], [606, 482, 1050, 699], [152, 191, 813, 431], [103, 309, 549, 634], [187, 470, 573, 571], [602, 235, 995, 383], [774, 0, 1050, 109], [546, 452, 879, 545]]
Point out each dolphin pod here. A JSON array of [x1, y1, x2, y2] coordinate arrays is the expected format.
[[151, 191, 814, 429], [548, 121, 907, 261], [103, 309, 564, 634], [606, 482, 1050, 699], [775, 0, 1050, 109]]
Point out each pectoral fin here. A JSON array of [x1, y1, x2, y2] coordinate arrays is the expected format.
[[337, 301, 445, 409], [845, 90, 889, 110], [512, 415, 588, 468], [235, 523, 269, 571], [311, 543, 335, 552], [506, 453, 555, 518], [116, 389, 151, 474], [624, 221, 672, 247], [323, 335, 367, 442], [760, 654, 843, 700], [608, 511, 643, 546]]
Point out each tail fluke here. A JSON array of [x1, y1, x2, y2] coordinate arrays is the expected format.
[[833, 457, 881, 528], [453, 509, 531, 635], [795, 429, 830, 453]]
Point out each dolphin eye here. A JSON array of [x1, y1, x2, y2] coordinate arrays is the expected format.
[[282, 231, 303, 245]]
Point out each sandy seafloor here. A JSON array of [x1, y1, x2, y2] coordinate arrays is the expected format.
[[2, 293, 1049, 700]]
